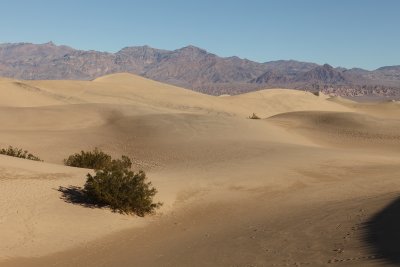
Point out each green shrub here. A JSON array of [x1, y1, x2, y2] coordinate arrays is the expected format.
[[64, 148, 112, 169], [0, 146, 42, 161], [248, 113, 261, 119], [84, 156, 162, 216]]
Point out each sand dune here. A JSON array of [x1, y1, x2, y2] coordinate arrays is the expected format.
[[0, 80, 74, 107], [1, 74, 400, 266], [269, 111, 400, 151], [4, 73, 351, 117]]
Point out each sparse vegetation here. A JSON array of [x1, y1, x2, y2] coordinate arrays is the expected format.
[[84, 155, 162, 216], [64, 148, 112, 169], [63, 149, 161, 216], [248, 113, 261, 119], [0, 146, 42, 161]]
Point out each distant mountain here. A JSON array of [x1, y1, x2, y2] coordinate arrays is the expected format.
[[0, 42, 399, 96], [251, 70, 289, 84], [376, 65, 400, 72], [295, 64, 347, 84]]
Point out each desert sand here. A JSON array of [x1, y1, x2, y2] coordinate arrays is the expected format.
[[0, 73, 400, 266]]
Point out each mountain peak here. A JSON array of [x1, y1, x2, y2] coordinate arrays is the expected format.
[[322, 63, 333, 69], [297, 64, 346, 84], [177, 45, 207, 54], [118, 45, 161, 53]]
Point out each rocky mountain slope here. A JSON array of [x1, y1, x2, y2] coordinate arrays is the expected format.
[[0, 42, 399, 96]]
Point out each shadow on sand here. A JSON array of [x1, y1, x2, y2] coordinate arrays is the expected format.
[[58, 186, 100, 209], [363, 196, 400, 265]]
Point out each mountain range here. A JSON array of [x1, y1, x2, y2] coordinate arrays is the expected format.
[[0, 42, 399, 96]]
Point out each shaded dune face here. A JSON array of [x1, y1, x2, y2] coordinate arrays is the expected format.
[[362, 195, 400, 265], [268, 111, 400, 150], [1, 73, 400, 266]]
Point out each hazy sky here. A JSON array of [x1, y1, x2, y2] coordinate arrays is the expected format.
[[1, 0, 399, 70]]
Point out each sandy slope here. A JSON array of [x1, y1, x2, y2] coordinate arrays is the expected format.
[[268, 111, 400, 151], [0, 156, 147, 259], [1, 73, 400, 266]]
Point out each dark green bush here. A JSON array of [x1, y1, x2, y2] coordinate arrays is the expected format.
[[64, 148, 112, 169], [248, 113, 261, 119], [84, 156, 162, 216], [0, 146, 42, 161]]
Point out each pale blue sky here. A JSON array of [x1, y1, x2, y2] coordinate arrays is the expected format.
[[0, 0, 399, 70]]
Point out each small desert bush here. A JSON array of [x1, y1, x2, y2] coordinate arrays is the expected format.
[[84, 155, 162, 216], [311, 91, 320, 96], [64, 148, 112, 169], [0, 146, 42, 161], [248, 113, 261, 119]]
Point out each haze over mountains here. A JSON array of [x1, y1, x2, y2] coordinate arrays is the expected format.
[[0, 42, 399, 96]]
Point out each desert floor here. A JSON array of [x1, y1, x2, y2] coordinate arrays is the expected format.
[[1, 73, 400, 266]]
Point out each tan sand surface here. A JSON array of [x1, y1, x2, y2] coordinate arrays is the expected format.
[[0, 73, 400, 266]]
